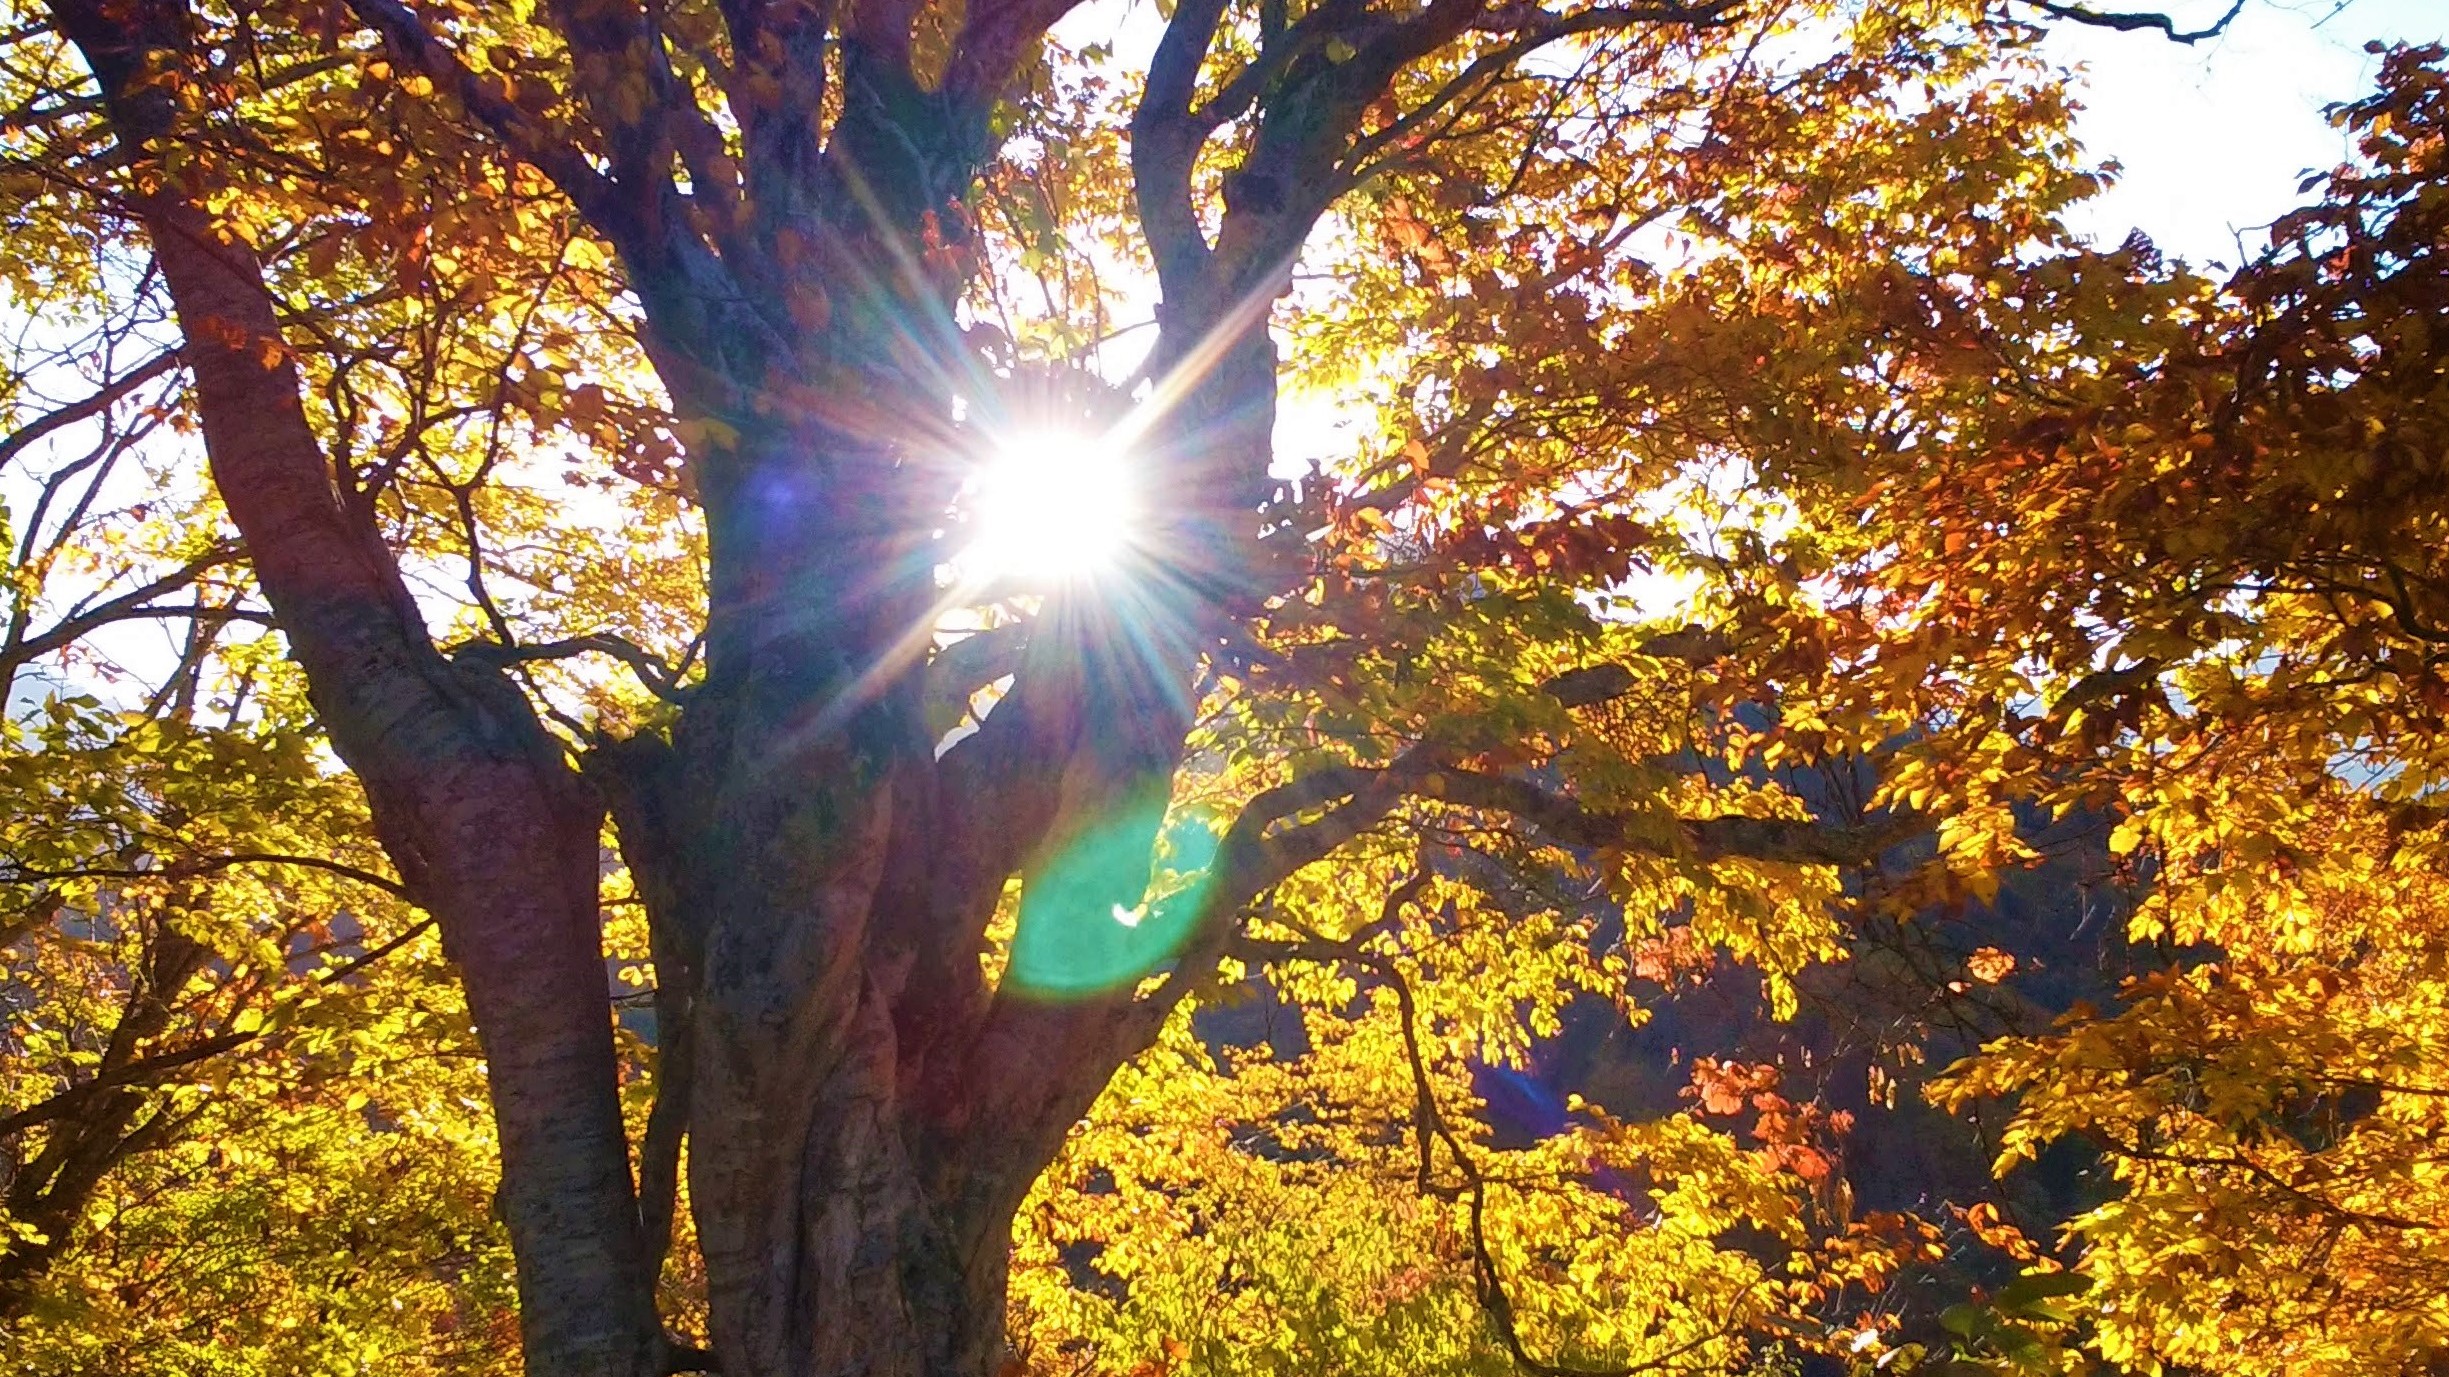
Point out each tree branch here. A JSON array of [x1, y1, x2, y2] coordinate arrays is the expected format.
[[450, 632, 694, 703], [1130, 0, 1233, 290], [2015, 0, 2247, 43], [0, 345, 179, 473], [717, 0, 835, 224], [2099, 1136, 2441, 1233], [1350, 0, 1743, 170], [343, 0, 636, 238], [3, 544, 248, 672], [0, 912, 435, 1141], [1540, 626, 1735, 707], [924, 620, 1029, 734], [1413, 768, 1913, 865], [1, 849, 413, 899], [1237, 926, 1766, 1376], [0, 1032, 247, 1139], [942, 0, 1092, 108]]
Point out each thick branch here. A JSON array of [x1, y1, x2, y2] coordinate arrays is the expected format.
[[1129, 0, 1232, 290], [717, 0, 834, 226], [1227, 747, 1909, 869], [922, 621, 1028, 733], [949, 766, 1408, 1194], [544, 0, 675, 187], [941, 0, 1090, 107], [1414, 768, 1912, 865]]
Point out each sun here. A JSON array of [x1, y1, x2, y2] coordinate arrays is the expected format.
[[956, 429, 1139, 586]]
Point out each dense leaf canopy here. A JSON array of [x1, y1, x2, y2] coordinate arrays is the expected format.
[[0, 0, 2442, 1371]]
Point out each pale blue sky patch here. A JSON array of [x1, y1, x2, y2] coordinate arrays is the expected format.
[[2042, 0, 2444, 262]]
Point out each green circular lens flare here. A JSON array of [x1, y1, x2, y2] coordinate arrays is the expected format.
[[1006, 804, 1221, 998]]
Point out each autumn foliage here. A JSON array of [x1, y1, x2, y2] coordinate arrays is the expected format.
[[0, 0, 2443, 1371]]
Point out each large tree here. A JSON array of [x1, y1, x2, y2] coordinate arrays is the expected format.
[[19, 0, 2442, 1375], [34, 0, 1919, 1370]]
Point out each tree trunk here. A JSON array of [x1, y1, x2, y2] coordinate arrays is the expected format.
[[622, 398, 1023, 1374], [54, 7, 663, 1374], [687, 967, 1020, 1377]]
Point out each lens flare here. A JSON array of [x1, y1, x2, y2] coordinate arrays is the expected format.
[[959, 430, 1137, 585], [1005, 804, 1221, 999]]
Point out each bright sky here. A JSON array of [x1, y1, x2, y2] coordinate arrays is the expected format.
[[2043, 0, 2445, 263]]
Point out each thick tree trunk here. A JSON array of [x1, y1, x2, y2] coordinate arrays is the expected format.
[[688, 972, 1018, 1377], [55, 7, 663, 1374], [149, 220, 661, 1377], [597, 140, 1294, 1346], [632, 396, 1020, 1374], [136, 197, 663, 1377]]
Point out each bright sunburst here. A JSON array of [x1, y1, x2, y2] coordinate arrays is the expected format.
[[956, 430, 1139, 585]]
